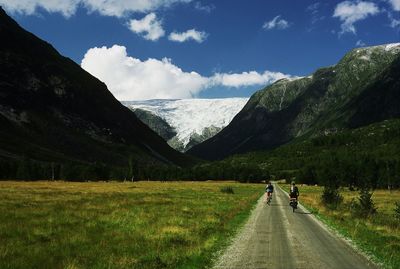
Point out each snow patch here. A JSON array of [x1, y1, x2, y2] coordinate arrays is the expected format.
[[123, 98, 249, 146], [279, 85, 287, 110], [385, 43, 400, 51], [359, 55, 370, 61]]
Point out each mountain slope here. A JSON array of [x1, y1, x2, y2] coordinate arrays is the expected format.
[[130, 108, 177, 141], [0, 7, 189, 168], [188, 44, 400, 160]]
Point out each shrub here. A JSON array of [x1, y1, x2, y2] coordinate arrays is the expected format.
[[395, 201, 400, 221], [351, 186, 377, 218], [321, 185, 343, 209], [220, 186, 234, 194]]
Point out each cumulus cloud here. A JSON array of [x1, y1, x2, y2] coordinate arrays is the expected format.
[[388, 0, 400, 11], [210, 71, 290, 88], [81, 45, 293, 100], [168, 29, 208, 43], [81, 45, 208, 100], [0, 0, 192, 17], [333, 1, 380, 35], [128, 13, 165, 41], [263, 15, 291, 30]]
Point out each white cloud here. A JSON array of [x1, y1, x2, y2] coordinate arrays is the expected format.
[[81, 45, 293, 100], [333, 1, 380, 34], [81, 45, 208, 100], [356, 40, 366, 46], [388, 0, 400, 11], [210, 71, 290, 88], [0, 0, 80, 17], [194, 1, 215, 13], [168, 29, 208, 43], [306, 2, 326, 26], [263, 15, 290, 30], [390, 17, 400, 27], [388, 12, 400, 28], [0, 0, 192, 17], [128, 13, 165, 41], [306, 3, 321, 14]]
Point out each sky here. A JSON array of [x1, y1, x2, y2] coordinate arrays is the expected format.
[[2, 0, 400, 100]]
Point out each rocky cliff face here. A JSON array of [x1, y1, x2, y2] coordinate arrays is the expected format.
[[188, 44, 400, 160], [131, 108, 177, 141], [0, 7, 189, 167]]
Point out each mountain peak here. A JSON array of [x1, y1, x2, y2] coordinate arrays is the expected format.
[[354, 43, 400, 54], [0, 7, 189, 166], [189, 43, 400, 160]]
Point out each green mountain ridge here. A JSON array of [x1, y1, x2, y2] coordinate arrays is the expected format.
[[188, 44, 400, 160], [180, 118, 399, 186], [0, 7, 191, 178]]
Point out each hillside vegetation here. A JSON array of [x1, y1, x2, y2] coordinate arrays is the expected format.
[[189, 44, 400, 160], [0, 7, 190, 178], [190, 118, 400, 188]]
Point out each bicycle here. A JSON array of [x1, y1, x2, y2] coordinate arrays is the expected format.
[[289, 197, 298, 212], [266, 192, 273, 205]]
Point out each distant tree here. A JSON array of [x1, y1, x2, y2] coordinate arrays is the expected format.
[[394, 201, 400, 221], [352, 186, 376, 218], [16, 157, 32, 180], [127, 156, 135, 181], [317, 160, 343, 209], [297, 165, 317, 185]]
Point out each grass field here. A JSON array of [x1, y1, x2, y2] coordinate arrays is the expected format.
[[281, 184, 400, 269], [0, 181, 263, 269]]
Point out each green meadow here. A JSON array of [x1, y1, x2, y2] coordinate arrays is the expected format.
[[0, 181, 262, 269]]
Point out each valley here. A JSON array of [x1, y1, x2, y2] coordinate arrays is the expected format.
[[0, 3, 400, 269]]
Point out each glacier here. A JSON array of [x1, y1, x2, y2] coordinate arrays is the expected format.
[[123, 98, 249, 147]]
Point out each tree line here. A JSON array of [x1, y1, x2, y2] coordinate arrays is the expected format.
[[1, 119, 399, 187], [0, 157, 270, 183]]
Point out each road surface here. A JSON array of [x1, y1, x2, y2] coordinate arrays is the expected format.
[[213, 184, 379, 269]]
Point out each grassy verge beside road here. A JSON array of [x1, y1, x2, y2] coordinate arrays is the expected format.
[[281, 184, 400, 269], [0, 181, 262, 269]]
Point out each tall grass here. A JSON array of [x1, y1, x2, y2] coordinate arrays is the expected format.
[[0, 181, 262, 269]]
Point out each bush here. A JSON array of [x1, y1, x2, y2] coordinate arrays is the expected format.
[[351, 187, 377, 218], [395, 201, 400, 221], [321, 186, 343, 209], [220, 186, 234, 194]]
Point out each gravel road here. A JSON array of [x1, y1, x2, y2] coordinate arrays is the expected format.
[[212, 184, 379, 269]]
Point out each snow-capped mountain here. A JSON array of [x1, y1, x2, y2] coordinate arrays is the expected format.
[[123, 98, 249, 151]]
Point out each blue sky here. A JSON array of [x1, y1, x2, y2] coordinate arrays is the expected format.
[[3, 0, 400, 100]]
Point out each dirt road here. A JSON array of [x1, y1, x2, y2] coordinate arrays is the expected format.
[[213, 184, 379, 269]]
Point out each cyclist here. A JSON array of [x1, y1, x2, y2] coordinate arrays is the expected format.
[[265, 182, 274, 204], [289, 182, 299, 206]]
